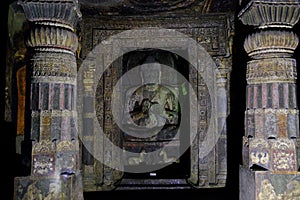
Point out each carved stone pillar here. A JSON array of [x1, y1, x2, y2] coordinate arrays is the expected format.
[[239, 1, 300, 199], [14, 0, 83, 199]]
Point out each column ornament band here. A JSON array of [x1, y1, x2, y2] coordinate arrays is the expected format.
[[26, 26, 78, 53], [244, 30, 299, 58], [246, 58, 297, 84], [31, 52, 77, 78]]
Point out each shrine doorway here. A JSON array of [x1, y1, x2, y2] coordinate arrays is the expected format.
[[120, 49, 191, 181], [78, 24, 230, 190]]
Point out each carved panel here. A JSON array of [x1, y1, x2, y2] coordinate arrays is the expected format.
[[271, 138, 297, 172], [32, 140, 56, 176], [246, 58, 297, 84], [249, 138, 270, 170]]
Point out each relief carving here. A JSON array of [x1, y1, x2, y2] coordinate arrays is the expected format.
[[271, 138, 297, 172]]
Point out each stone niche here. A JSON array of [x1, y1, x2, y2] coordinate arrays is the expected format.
[[77, 5, 234, 191]]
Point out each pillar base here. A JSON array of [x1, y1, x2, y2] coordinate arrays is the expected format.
[[240, 165, 300, 200], [14, 172, 83, 199]]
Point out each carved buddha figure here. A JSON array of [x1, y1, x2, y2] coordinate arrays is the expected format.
[[122, 54, 182, 166], [125, 57, 179, 130]]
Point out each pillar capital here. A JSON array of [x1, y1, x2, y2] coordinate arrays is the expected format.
[[18, 0, 81, 31], [238, 0, 300, 29]]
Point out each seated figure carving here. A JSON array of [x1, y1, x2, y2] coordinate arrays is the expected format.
[[123, 58, 180, 135]]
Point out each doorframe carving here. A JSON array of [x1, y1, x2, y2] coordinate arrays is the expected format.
[[77, 13, 233, 191]]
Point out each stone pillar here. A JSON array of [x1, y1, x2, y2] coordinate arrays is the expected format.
[[239, 1, 300, 199], [14, 0, 83, 199]]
